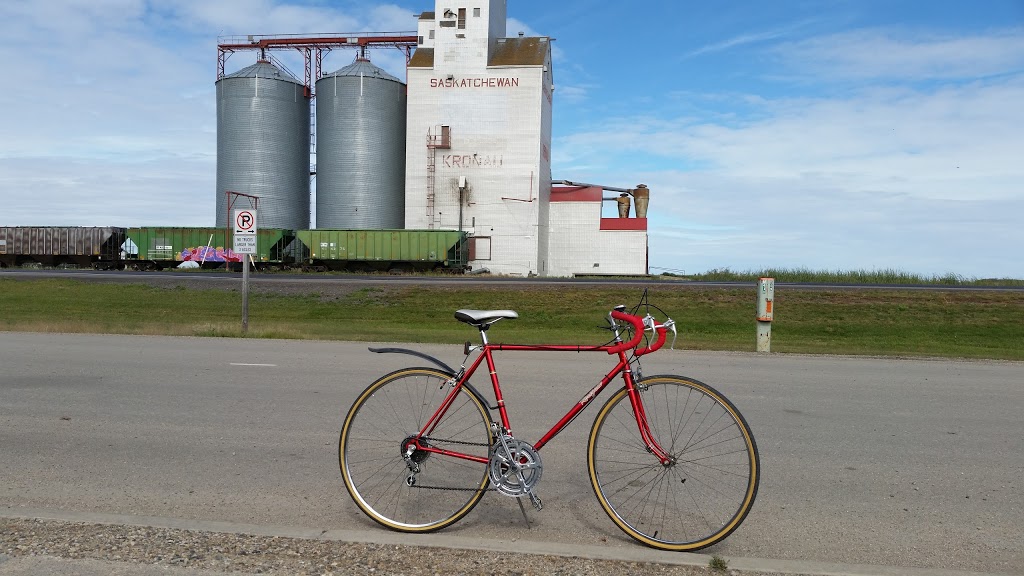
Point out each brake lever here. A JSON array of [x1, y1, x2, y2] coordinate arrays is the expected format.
[[647, 316, 678, 349], [642, 314, 657, 331]]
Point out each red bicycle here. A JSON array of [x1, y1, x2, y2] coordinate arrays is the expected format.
[[338, 296, 759, 551]]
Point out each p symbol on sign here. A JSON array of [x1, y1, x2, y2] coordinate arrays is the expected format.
[[236, 211, 255, 231]]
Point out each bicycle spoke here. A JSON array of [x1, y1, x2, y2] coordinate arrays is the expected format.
[[589, 376, 759, 551], [340, 368, 493, 532]]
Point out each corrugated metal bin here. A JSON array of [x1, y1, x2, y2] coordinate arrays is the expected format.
[[315, 59, 407, 229]]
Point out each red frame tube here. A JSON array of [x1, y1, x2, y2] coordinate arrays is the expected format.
[[533, 352, 629, 450], [411, 310, 673, 465]]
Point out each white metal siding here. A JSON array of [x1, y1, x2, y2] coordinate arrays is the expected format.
[[406, 0, 646, 277], [406, 67, 545, 275], [548, 201, 648, 277]]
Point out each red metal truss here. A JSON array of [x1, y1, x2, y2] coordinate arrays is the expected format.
[[217, 32, 418, 97]]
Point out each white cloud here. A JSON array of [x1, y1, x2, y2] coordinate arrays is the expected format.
[[162, 0, 362, 34], [505, 17, 536, 39], [552, 28, 1024, 277], [630, 167, 1024, 278], [0, 0, 419, 227], [0, 156, 212, 226], [1, 3, 1020, 278], [553, 84, 591, 104], [366, 5, 418, 32], [557, 77, 1024, 202], [774, 28, 1024, 81], [684, 23, 810, 58]]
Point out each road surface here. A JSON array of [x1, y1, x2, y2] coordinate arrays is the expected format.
[[0, 333, 1020, 573]]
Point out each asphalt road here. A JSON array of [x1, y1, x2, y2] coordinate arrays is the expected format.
[[0, 332, 1021, 573]]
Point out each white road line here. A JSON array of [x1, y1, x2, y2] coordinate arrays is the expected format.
[[229, 363, 277, 367]]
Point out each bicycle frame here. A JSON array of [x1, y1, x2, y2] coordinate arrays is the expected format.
[[412, 311, 673, 466]]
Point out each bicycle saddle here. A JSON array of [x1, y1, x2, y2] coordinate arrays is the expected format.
[[454, 309, 519, 327]]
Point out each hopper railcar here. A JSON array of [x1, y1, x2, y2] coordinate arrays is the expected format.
[[0, 226, 471, 274], [0, 227, 126, 270], [124, 227, 295, 270], [294, 229, 468, 272]]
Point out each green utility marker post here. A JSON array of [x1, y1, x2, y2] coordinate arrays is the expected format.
[[756, 277, 774, 352]]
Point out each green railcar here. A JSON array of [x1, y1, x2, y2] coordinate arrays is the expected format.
[[294, 229, 468, 272], [125, 227, 294, 269]]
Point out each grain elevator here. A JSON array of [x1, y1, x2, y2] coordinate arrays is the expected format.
[[214, 0, 649, 276], [405, 1, 554, 276]]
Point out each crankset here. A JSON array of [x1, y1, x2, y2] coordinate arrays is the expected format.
[[489, 434, 544, 526]]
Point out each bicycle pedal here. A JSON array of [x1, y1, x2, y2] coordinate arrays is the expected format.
[[529, 492, 543, 511]]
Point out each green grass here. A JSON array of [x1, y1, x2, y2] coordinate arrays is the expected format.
[[680, 267, 1024, 287], [2, 278, 1022, 360], [145, 265, 1024, 286]]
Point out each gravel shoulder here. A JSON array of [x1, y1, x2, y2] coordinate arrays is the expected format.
[[1, 518, 773, 576]]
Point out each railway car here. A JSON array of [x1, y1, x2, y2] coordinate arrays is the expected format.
[[295, 229, 468, 272], [125, 227, 294, 270], [0, 226, 126, 269]]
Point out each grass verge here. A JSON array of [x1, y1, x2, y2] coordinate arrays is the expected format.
[[681, 267, 1024, 287], [1, 278, 1022, 360]]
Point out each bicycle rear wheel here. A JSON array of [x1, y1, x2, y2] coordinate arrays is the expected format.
[[339, 367, 494, 532], [588, 375, 759, 551]]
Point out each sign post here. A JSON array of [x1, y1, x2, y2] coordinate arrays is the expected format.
[[233, 210, 257, 333]]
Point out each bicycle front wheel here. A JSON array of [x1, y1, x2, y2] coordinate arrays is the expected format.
[[588, 375, 759, 551], [339, 367, 494, 532]]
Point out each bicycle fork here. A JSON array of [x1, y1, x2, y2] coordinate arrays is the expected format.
[[625, 379, 675, 467]]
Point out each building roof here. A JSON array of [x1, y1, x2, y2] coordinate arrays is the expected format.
[[223, 61, 301, 83], [418, 11, 435, 20], [408, 48, 434, 68], [322, 59, 402, 83], [408, 37, 551, 69], [490, 37, 550, 67], [551, 186, 603, 202]]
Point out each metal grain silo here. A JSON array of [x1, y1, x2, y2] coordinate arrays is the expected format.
[[315, 59, 406, 229], [216, 61, 310, 230]]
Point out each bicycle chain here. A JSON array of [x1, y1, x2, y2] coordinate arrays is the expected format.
[[406, 436, 497, 492], [408, 484, 496, 492], [420, 435, 491, 447]]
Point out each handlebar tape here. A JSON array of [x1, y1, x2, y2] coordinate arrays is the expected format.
[[606, 310, 646, 354], [635, 325, 668, 356]]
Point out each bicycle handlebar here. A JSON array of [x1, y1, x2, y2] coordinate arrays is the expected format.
[[606, 310, 645, 354], [635, 321, 668, 356], [606, 309, 675, 356]]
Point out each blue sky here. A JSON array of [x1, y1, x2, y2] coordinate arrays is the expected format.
[[1, 1, 1021, 278]]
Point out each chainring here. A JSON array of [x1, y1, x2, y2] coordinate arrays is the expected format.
[[488, 438, 543, 497]]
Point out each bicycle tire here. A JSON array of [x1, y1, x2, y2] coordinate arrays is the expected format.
[[588, 375, 759, 551], [339, 367, 494, 532]]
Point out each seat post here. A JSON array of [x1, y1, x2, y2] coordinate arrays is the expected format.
[[479, 328, 490, 346]]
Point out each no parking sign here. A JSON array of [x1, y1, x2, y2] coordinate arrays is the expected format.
[[233, 209, 257, 254]]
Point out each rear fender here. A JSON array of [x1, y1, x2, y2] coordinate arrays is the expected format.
[[368, 347, 456, 373], [368, 347, 494, 411]]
